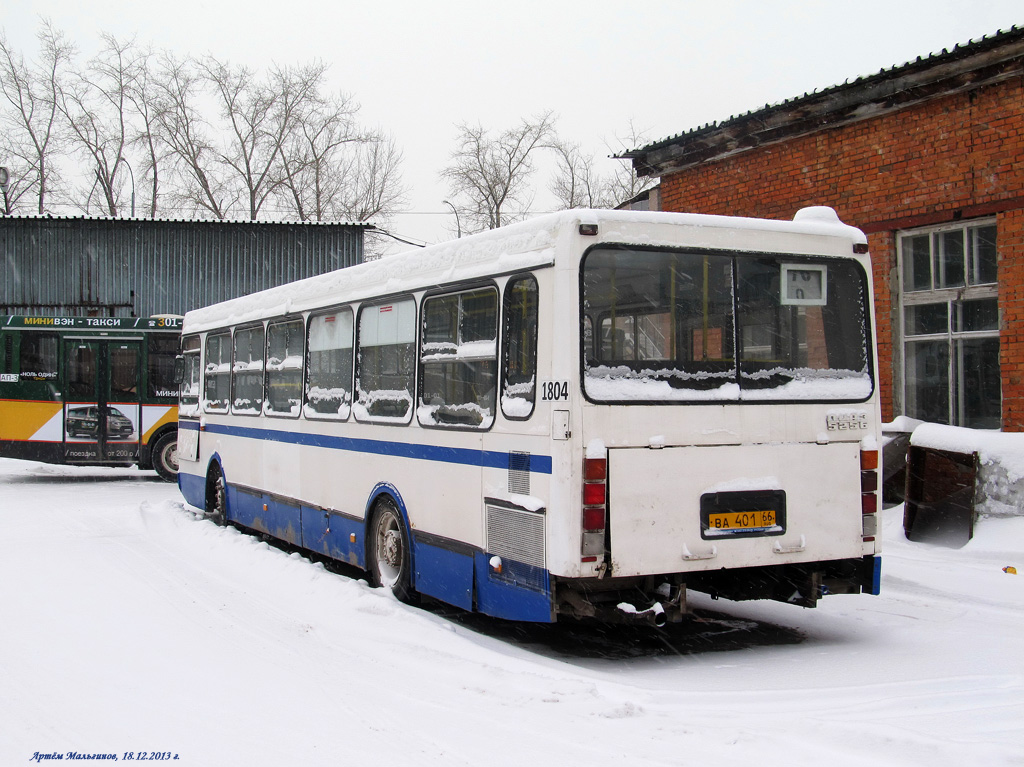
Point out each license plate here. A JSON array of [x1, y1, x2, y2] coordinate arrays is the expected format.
[[700, 490, 786, 539], [707, 509, 777, 532]]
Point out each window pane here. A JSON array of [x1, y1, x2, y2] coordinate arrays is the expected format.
[[305, 310, 353, 419], [934, 230, 965, 289], [204, 333, 231, 412], [957, 298, 999, 333], [968, 225, 997, 285], [67, 345, 97, 401], [231, 326, 265, 415], [904, 303, 948, 336], [356, 299, 416, 422], [583, 248, 736, 399], [110, 346, 138, 397], [423, 294, 459, 351], [18, 332, 58, 380], [901, 234, 931, 292], [462, 290, 497, 344], [600, 315, 635, 360], [958, 337, 1001, 429], [737, 258, 870, 398], [147, 336, 179, 398], [265, 319, 304, 416], [502, 275, 538, 419], [905, 340, 949, 423], [179, 336, 201, 415], [418, 288, 497, 428]]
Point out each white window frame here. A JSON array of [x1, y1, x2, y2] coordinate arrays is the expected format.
[[897, 218, 1000, 428]]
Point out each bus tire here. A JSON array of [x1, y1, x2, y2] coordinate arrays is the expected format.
[[151, 431, 179, 482], [368, 497, 416, 603], [206, 465, 229, 527]]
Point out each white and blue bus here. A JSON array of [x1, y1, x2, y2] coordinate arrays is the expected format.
[[176, 207, 881, 624]]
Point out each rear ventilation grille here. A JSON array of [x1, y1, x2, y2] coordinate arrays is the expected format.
[[508, 451, 531, 495], [486, 502, 545, 569]]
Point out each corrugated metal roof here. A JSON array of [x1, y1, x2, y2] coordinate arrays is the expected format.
[[1, 216, 367, 318], [628, 25, 1023, 163]]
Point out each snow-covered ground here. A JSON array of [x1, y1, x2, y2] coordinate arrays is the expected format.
[[1, 457, 1021, 766]]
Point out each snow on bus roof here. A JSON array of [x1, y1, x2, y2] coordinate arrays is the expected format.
[[183, 207, 866, 332]]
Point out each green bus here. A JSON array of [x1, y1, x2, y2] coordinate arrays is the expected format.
[[0, 315, 181, 480]]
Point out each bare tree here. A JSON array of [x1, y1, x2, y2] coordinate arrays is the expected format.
[[550, 124, 658, 211], [604, 121, 657, 207], [335, 131, 406, 222], [0, 132, 36, 215], [124, 43, 168, 218], [441, 111, 555, 232], [276, 90, 405, 231], [199, 58, 319, 219], [57, 33, 139, 216], [0, 21, 73, 214], [152, 51, 228, 218], [277, 90, 357, 221], [549, 138, 615, 209]]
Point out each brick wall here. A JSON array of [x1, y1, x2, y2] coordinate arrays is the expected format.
[[1000, 208, 1024, 428], [658, 77, 1024, 429]]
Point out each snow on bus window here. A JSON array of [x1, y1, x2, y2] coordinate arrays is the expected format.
[[355, 298, 416, 423], [305, 309, 353, 420], [501, 275, 538, 420], [231, 325, 265, 415], [203, 332, 231, 412], [265, 318, 304, 417], [582, 247, 871, 403], [179, 336, 201, 417], [418, 287, 498, 429]]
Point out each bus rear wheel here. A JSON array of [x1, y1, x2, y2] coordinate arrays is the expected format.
[[151, 431, 178, 482], [368, 498, 416, 603], [206, 465, 228, 527]]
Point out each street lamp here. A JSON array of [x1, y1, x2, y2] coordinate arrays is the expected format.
[[442, 199, 461, 239], [0, 166, 9, 216]]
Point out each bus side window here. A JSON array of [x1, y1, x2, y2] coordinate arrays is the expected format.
[[355, 298, 416, 423], [18, 332, 58, 380], [204, 332, 231, 412], [501, 275, 538, 420], [180, 336, 201, 416], [418, 287, 498, 429], [232, 325, 265, 416], [305, 309, 353, 420], [147, 335, 180, 399], [265, 318, 304, 417]]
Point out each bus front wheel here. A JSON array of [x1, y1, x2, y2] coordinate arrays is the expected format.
[[368, 498, 416, 603], [151, 431, 178, 482]]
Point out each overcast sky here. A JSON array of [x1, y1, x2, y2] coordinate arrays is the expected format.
[[3, 1, 1022, 252]]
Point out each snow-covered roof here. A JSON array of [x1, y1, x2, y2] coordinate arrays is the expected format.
[[183, 207, 867, 333]]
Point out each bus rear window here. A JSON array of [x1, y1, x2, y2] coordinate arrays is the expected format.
[[581, 247, 871, 403]]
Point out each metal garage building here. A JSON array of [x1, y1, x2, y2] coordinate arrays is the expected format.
[[1, 216, 369, 318]]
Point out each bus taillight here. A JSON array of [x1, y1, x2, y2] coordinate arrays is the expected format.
[[582, 456, 607, 560], [861, 447, 879, 538]]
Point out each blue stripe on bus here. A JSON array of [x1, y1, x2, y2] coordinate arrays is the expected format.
[[183, 420, 553, 474]]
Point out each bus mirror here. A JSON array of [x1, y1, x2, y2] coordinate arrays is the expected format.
[[173, 355, 186, 385]]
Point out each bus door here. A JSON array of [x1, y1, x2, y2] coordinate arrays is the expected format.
[[63, 338, 142, 463]]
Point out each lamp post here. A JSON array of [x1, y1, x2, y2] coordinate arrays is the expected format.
[[442, 199, 461, 239], [0, 166, 9, 216]]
